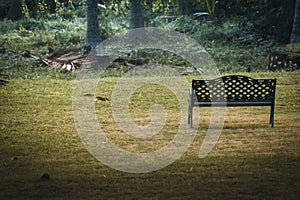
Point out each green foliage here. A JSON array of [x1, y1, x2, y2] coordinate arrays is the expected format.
[[96, 2, 128, 36], [0, 15, 281, 78], [0, 18, 86, 79], [0, 0, 296, 78], [253, 0, 295, 43], [205, 0, 216, 17], [0, 18, 86, 50], [129, 48, 191, 67], [214, 0, 295, 43], [147, 16, 277, 73], [0, 0, 84, 20], [277, 43, 300, 53]]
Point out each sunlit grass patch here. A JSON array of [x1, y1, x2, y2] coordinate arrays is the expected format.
[[0, 71, 299, 199], [95, 77, 182, 153]]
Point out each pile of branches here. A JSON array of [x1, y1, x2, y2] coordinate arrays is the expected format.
[[21, 48, 149, 72], [22, 48, 86, 72], [267, 50, 300, 72]]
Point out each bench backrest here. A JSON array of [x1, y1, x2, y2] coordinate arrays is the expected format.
[[192, 75, 276, 103]]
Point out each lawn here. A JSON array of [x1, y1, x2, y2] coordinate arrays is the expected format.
[[0, 71, 299, 199]]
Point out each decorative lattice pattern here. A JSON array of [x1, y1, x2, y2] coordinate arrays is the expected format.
[[192, 75, 276, 103]]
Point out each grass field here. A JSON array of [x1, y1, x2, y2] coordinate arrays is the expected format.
[[0, 71, 299, 199]]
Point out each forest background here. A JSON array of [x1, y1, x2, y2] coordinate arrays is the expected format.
[[0, 0, 299, 77]]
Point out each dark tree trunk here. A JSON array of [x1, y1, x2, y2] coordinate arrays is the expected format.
[[7, 0, 24, 20], [291, 0, 300, 43], [0, 3, 10, 20], [177, 0, 193, 15], [129, 0, 144, 29], [128, 0, 146, 42], [84, 0, 101, 53]]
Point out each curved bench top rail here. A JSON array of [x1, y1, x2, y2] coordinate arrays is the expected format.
[[192, 75, 276, 102]]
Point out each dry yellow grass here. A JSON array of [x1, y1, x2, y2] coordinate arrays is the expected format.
[[0, 71, 299, 199]]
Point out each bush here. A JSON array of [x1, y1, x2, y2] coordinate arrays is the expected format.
[[152, 16, 279, 73]]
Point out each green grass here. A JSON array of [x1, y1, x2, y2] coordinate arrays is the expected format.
[[0, 71, 299, 199]]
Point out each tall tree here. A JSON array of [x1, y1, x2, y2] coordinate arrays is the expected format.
[[291, 0, 300, 43], [129, 0, 144, 29], [84, 0, 101, 54], [6, 0, 24, 20], [177, 0, 193, 15], [128, 0, 145, 42]]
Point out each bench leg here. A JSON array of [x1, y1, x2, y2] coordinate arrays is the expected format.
[[188, 88, 194, 128], [270, 105, 275, 128], [188, 103, 193, 128]]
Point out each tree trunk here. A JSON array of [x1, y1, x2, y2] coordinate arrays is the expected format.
[[291, 0, 300, 43], [129, 0, 144, 29], [177, 0, 193, 15], [128, 0, 145, 42], [84, 0, 101, 53], [7, 0, 24, 20]]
